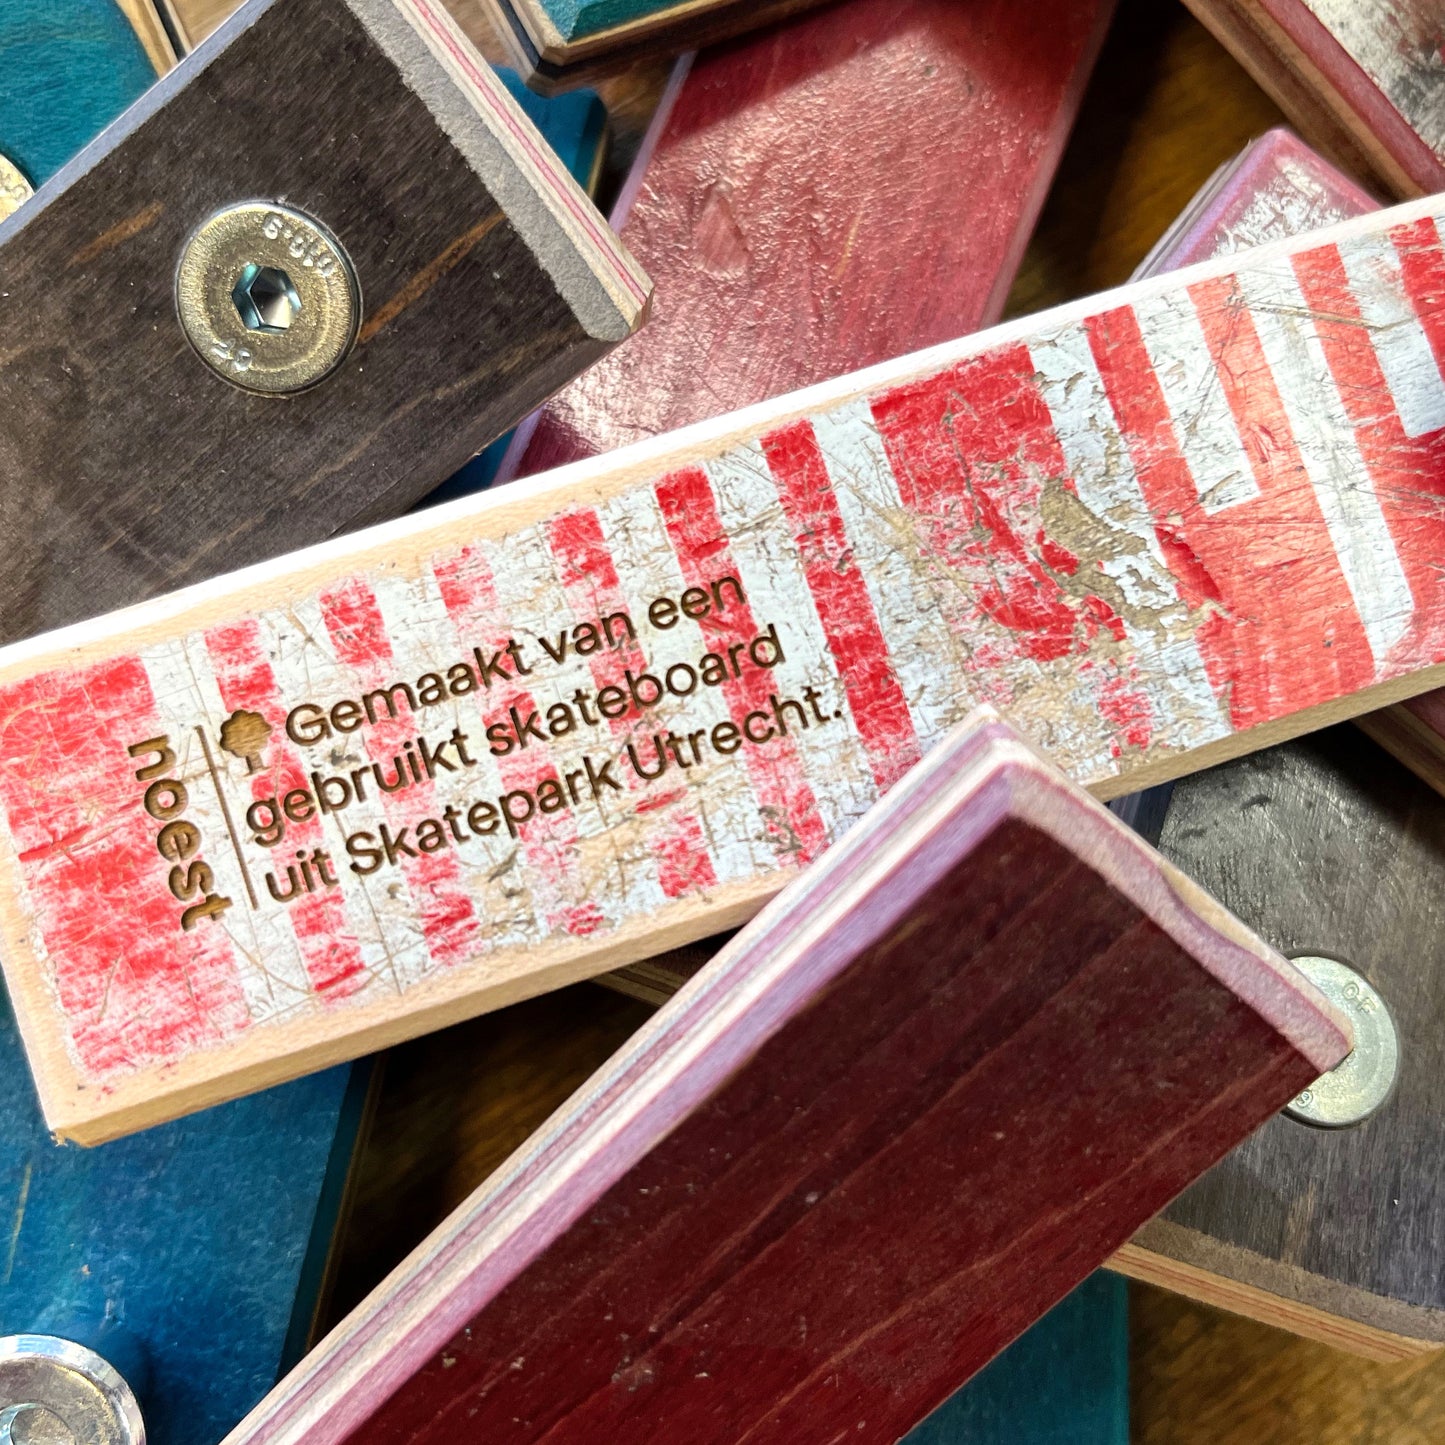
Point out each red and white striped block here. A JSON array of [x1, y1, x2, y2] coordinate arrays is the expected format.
[[4, 197, 1445, 1142]]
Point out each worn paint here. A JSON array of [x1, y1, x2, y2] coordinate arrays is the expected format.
[[1, 205, 1444, 1124]]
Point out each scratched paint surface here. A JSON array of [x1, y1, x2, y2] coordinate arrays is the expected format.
[[3, 213, 1445, 1089], [1303, 0, 1445, 156]]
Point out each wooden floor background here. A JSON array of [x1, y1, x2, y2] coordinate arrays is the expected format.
[[149, 0, 1445, 1437]]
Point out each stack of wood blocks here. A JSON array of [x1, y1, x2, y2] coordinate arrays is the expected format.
[[5, 1, 1445, 1442]]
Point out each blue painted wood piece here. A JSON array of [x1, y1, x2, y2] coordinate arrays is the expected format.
[[426, 68, 607, 505], [0, 982, 363, 1445], [907, 1274, 1129, 1444], [0, 0, 157, 186]]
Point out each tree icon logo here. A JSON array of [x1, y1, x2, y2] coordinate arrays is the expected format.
[[219, 709, 273, 774]]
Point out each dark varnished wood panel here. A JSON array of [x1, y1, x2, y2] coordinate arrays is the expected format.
[[1136, 728, 1445, 1348], [223, 714, 1343, 1445], [0, 0, 645, 642], [507, 0, 1117, 475]]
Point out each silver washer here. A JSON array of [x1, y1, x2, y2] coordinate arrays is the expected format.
[[175, 200, 361, 395], [0, 1337, 144, 1445], [1284, 955, 1399, 1129]]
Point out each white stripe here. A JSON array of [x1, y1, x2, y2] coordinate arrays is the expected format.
[[595, 484, 764, 888], [1134, 290, 1260, 513], [808, 397, 976, 751], [1339, 230, 1445, 440], [481, 521, 668, 927], [1029, 318, 1225, 759], [261, 593, 434, 1000], [1237, 260, 1414, 667], [706, 440, 877, 844]]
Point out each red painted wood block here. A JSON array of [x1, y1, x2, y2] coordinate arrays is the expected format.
[[221, 710, 1347, 1445], [1183, 0, 1445, 197], [0, 196, 1441, 1143], [503, 0, 1118, 478]]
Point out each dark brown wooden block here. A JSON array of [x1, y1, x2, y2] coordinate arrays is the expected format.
[[1123, 728, 1445, 1358], [221, 710, 1346, 1445], [0, 0, 647, 643]]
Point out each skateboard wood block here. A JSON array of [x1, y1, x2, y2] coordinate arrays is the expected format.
[[507, 0, 1118, 478], [0, 196, 1440, 1141], [1181, 0, 1445, 197], [480, 0, 830, 91], [219, 712, 1345, 1445], [0, 0, 647, 645], [1125, 728, 1445, 1358]]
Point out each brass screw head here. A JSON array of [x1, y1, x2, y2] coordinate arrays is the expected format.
[[175, 200, 360, 395], [1284, 955, 1400, 1129]]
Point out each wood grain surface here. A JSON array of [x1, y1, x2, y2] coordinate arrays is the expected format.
[[506, 0, 1117, 477], [1, 195, 1443, 1141], [221, 712, 1344, 1445], [1129, 729, 1445, 1353], [1181, 0, 1445, 198], [478, 0, 831, 91], [0, 0, 647, 647]]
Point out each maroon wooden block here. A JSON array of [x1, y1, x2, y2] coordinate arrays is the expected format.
[[501, 0, 1117, 478], [223, 710, 1346, 1445], [1182, 0, 1445, 198], [1135, 125, 1378, 274]]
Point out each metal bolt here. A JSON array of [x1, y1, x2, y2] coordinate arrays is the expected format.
[[175, 200, 360, 395], [1284, 955, 1400, 1129], [0, 1337, 144, 1445]]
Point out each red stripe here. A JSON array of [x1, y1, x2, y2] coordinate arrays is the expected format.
[[1085, 298, 1374, 731], [546, 507, 719, 900], [761, 420, 921, 791], [205, 621, 368, 999], [1392, 215, 1445, 381], [432, 545, 605, 938], [318, 579, 479, 966], [653, 467, 829, 864], [870, 342, 1155, 756], [1290, 238, 1445, 663], [0, 658, 249, 1077]]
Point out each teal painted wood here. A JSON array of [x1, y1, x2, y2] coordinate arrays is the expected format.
[[0, 981, 361, 1445], [0, 0, 156, 186], [905, 1275, 1128, 1444], [426, 67, 607, 505], [535, 0, 676, 40]]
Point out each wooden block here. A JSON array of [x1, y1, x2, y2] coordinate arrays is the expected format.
[[0, 195, 1440, 1142], [220, 710, 1345, 1445], [1118, 728, 1445, 1358], [1180, 0, 1445, 198], [0, 1, 160, 187], [506, 0, 1118, 478], [480, 0, 830, 92], [0, 983, 371, 1443], [0, 0, 648, 645]]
